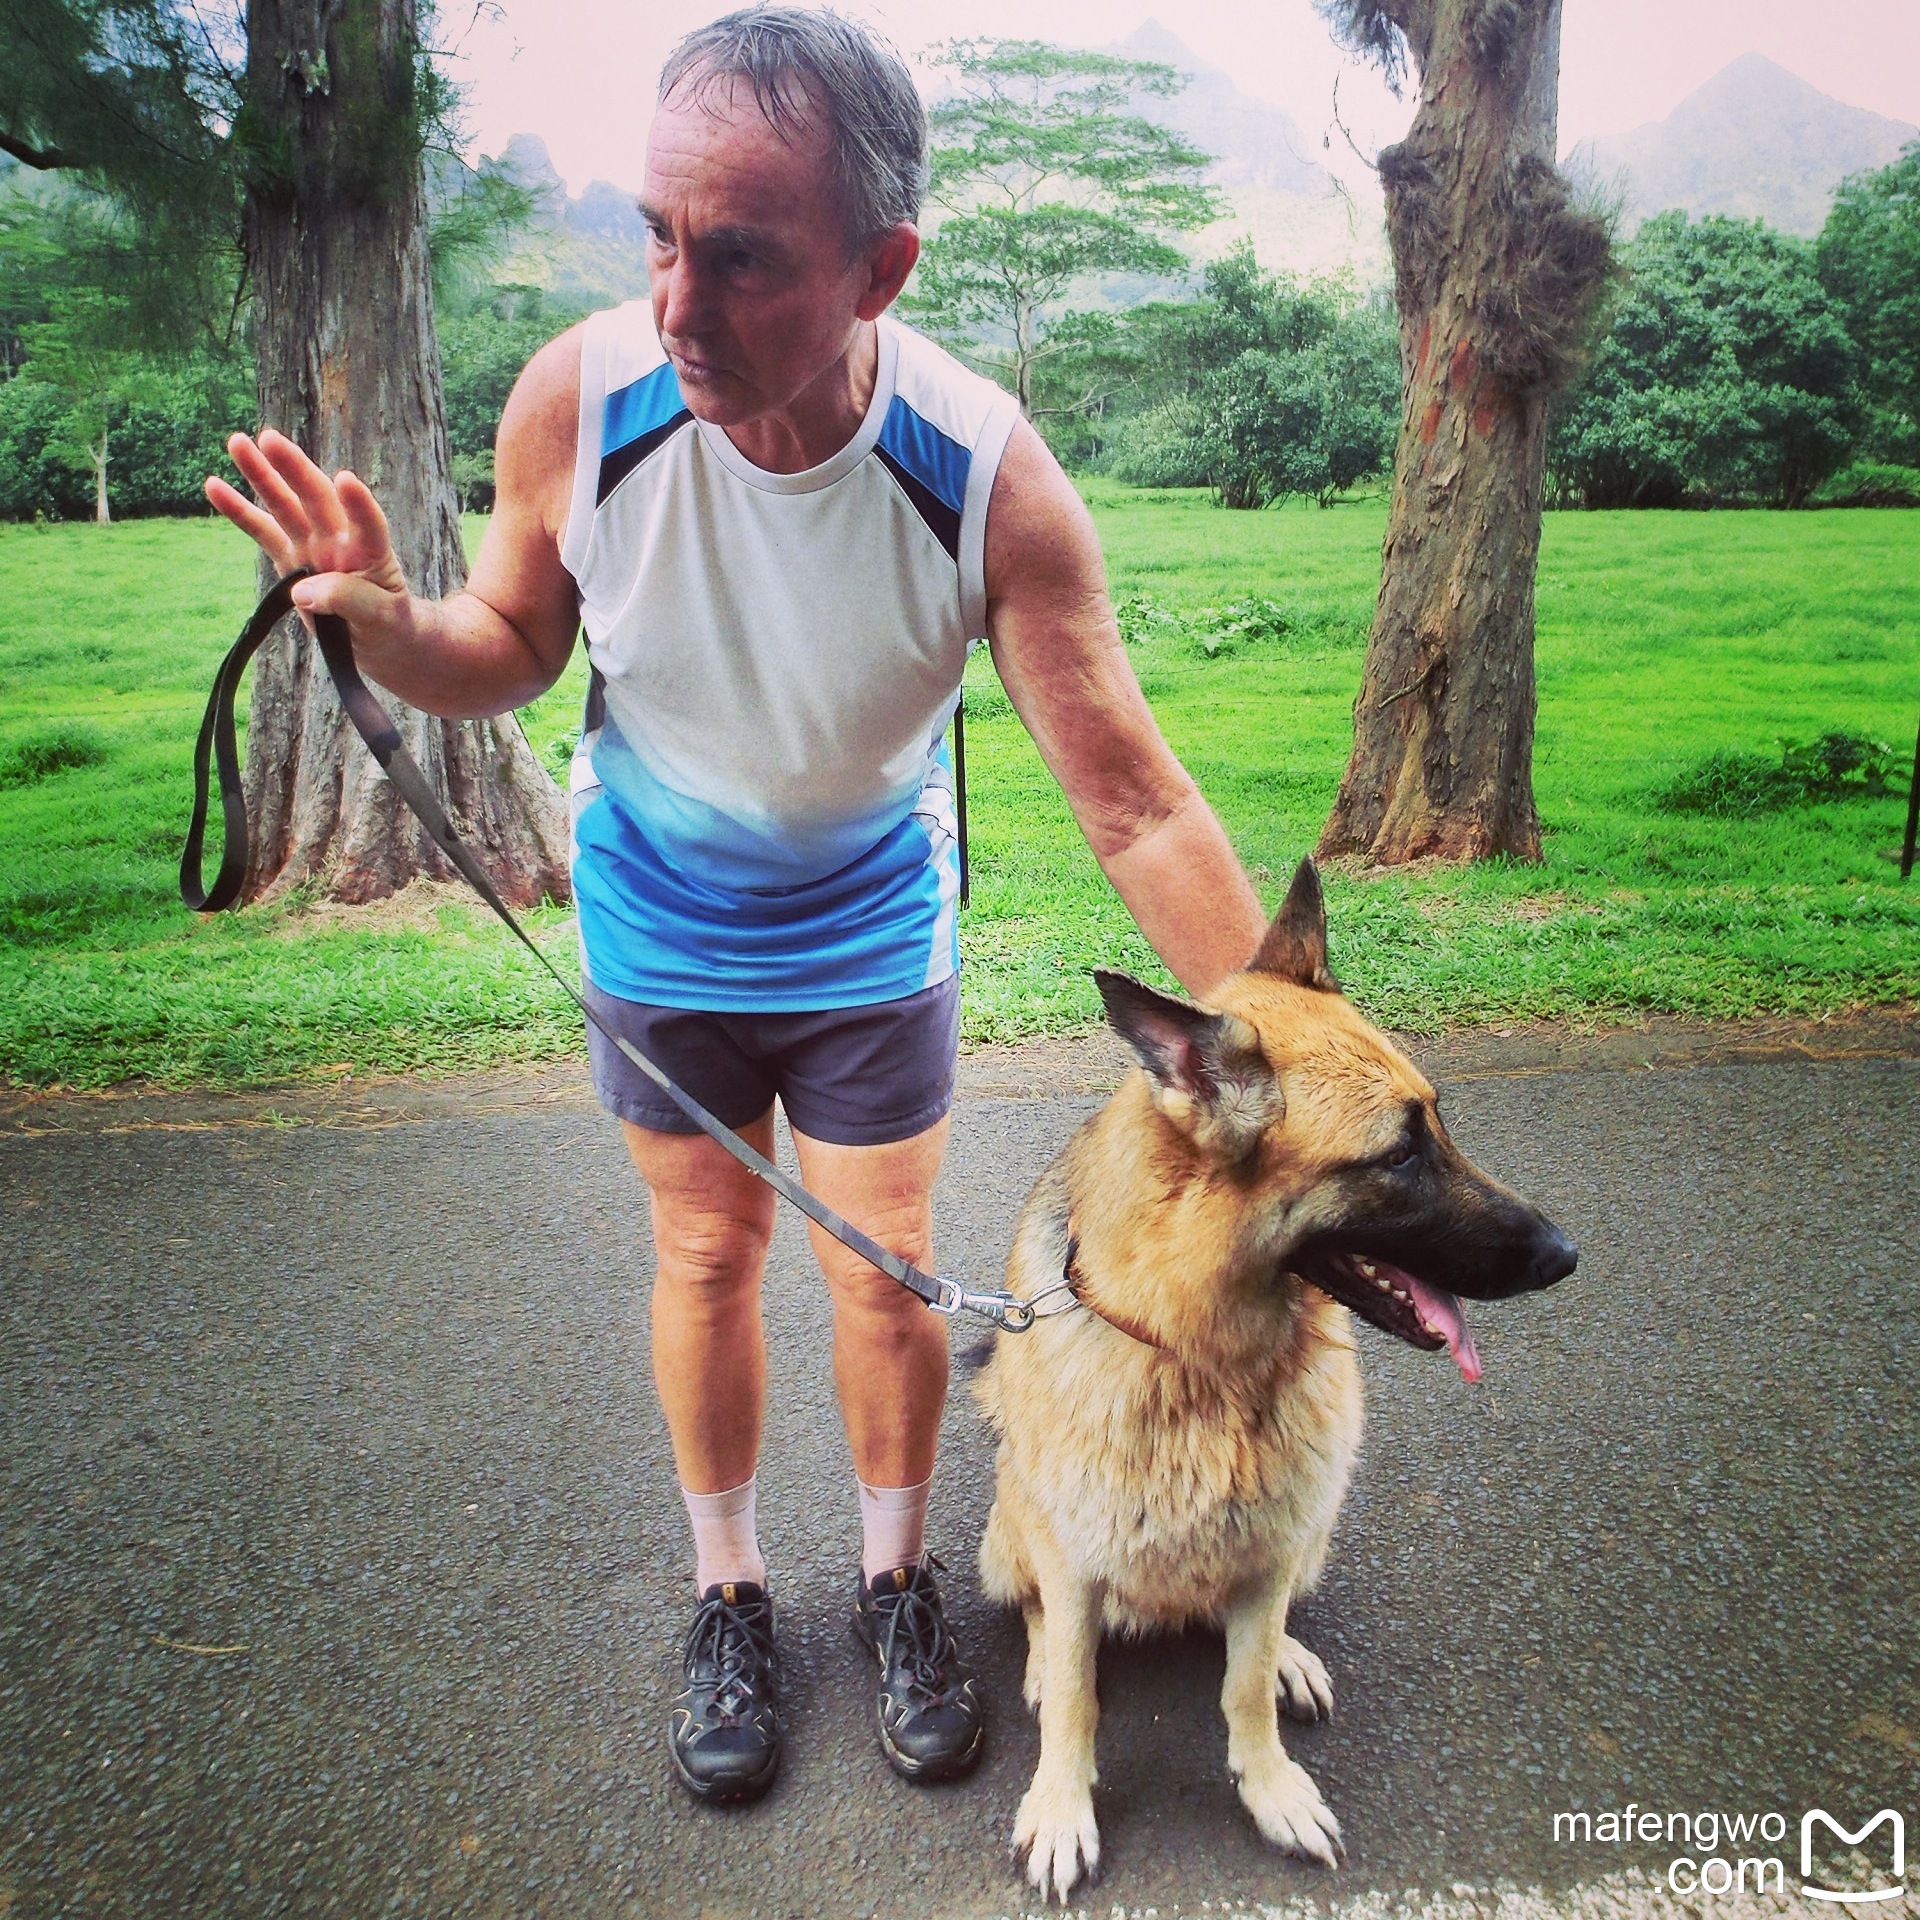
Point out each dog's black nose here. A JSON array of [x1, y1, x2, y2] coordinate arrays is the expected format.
[[1526, 1221, 1578, 1290]]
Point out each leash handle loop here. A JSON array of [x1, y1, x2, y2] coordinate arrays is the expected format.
[[182, 571, 1036, 1333]]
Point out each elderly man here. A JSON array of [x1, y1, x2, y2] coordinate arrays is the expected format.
[[207, 7, 1266, 1804]]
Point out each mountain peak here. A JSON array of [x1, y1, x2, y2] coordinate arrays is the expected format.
[[1570, 57, 1918, 237]]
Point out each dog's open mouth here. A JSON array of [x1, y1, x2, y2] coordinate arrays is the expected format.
[[1295, 1251, 1483, 1383]]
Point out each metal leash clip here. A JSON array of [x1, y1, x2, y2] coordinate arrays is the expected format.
[[928, 1276, 1037, 1334]]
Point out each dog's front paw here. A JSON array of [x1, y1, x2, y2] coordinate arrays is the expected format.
[[1236, 1754, 1343, 1866], [1275, 1633, 1334, 1721], [1012, 1775, 1100, 1903]]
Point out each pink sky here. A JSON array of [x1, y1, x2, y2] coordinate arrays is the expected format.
[[446, 0, 1920, 198]]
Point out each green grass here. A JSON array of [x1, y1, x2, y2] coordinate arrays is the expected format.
[[1, 496, 1916, 1088]]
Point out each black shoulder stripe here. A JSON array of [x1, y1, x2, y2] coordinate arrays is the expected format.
[[874, 445, 961, 562], [597, 410, 694, 505]]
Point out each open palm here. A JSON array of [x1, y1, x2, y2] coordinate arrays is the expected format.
[[205, 429, 409, 597]]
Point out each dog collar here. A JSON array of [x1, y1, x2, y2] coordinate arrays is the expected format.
[[1061, 1230, 1169, 1352]]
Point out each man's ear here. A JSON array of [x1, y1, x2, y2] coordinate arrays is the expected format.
[[1094, 969, 1280, 1156], [856, 221, 920, 319], [1248, 856, 1338, 991]]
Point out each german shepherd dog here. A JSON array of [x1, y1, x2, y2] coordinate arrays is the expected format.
[[976, 859, 1576, 1901]]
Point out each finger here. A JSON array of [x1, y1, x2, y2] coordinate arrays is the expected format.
[[258, 428, 349, 544], [204, 476, 295, 564], [227, 433, 313, 542], [334, 469, 395, 560]]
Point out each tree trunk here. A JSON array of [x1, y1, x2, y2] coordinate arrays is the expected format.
[[91, 430, 109, 525], [239, 0, 568, 906], [1318, 0, 1610, 865]]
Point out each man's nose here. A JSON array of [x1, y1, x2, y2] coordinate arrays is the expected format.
[[655, 249, 709, 339]]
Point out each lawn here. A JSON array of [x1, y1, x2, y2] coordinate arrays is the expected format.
[[1, 493, 1915, 1089]]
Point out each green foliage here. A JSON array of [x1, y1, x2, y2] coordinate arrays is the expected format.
[[0, 352, 250, 520], [2, 501, 1917, 1085], [1654, 730, 1899, 817], [1102, 246, 1399, 507], [906, 40, 1219, 411], [438, 282, 582, 463], [0, 721, 106, 788], [1812, 460, 1920, 508], [1817, 143, 1920, 467], [1551, 212, 1864, 508]]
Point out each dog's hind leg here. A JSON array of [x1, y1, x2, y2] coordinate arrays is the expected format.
[[1011, 1556, 1105, 1903], [1222, 1568, 1343, 1866]]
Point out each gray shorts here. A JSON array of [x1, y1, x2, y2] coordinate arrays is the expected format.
[[582, 974, 961, 1148]]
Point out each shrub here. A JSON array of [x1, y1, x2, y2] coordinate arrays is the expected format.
[[1654, 730, 1897, 816], [1811, 460, 1920, 507], [0, 723, 108, 788]]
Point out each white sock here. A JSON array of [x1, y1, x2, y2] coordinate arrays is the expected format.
[[857, 1472, 932, 1583], [680, 1477, 766, 1593]]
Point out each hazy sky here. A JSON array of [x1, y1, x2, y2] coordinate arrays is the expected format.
[[446, 0, 1920, 200]]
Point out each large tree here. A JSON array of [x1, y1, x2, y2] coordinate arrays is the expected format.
[[908, 40, 1218, 417], [0, 0, 568, 905], [1817, 143, 1920, 468], [1312, 0, 1612, 865]]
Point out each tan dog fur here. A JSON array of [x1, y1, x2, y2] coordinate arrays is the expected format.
[[975, 962, 1452, 1900]]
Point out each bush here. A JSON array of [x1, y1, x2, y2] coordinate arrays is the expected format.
[[1654, 730, 1897, 816], [1811, 460, 1920, 507], [0, 722, 108, 788], [1552, 213, 1864, 508]]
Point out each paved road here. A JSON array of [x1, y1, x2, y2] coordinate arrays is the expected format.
[[3, 1047, 1917, 1918]]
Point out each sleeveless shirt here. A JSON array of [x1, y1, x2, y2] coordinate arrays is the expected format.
[[559, 304, 1019, 1011]]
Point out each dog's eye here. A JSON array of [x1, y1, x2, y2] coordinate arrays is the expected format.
[[1383, 1140, 1419, 1171]]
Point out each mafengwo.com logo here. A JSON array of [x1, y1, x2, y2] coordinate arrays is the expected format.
[[1802, 1809, 1905, 1905], [1550, 1803, 1908, 1903]]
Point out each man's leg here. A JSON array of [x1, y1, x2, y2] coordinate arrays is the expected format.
[[621, 1113, 779, 1497], [790, 1115, 951, 1490], [791, 1116, 984, 1781], [620, 1114, 784, 1804]]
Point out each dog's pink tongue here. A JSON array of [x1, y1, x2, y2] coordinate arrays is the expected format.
[[1400, 1271, 1482, 1383]]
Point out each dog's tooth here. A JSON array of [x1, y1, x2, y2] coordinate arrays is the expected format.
[[1356, 1258, 1378, 1279]]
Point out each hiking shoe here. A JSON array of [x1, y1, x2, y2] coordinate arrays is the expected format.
[[668, 1580, 782, 1803], [852, 1555, 984, 1781]]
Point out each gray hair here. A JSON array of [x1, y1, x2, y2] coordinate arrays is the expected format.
[[659, 7, 928, 252]]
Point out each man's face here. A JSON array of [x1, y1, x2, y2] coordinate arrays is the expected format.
[[641, 74, 888, 428]]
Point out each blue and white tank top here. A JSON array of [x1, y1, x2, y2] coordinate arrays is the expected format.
[[559, 305, 1020, 1011]]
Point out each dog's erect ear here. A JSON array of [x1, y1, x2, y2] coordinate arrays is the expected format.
[[1094, 969, 1281, 1154], [1248, 857, 1337, 991]]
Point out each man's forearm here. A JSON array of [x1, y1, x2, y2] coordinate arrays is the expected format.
[[1097, 791, 1268, 999], [318, 586, 568, 721]]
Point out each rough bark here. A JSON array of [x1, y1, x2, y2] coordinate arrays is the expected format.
[[1318, 0, 1610, 865], [239, 0, 569, 906]]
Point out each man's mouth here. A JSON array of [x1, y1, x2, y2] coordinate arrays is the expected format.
[[1295, 1250, 1482, 1382]]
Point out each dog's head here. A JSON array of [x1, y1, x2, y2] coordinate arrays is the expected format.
[[1094, 858, 1576, 1381]]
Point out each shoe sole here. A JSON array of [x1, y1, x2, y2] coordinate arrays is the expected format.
[[851, 1606, 985, 1784], [668, 1738, 781, 1805]]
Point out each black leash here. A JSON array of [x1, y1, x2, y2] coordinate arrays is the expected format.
[[181, 570, 1036, 1333]]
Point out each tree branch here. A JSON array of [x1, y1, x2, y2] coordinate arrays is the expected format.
[[0, 125, 75, 169]]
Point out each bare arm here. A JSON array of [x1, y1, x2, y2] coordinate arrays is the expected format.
[[983, 419, 1267, 998], [203, 326, 585, 719]]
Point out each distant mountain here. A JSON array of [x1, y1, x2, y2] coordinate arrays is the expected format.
[[497, 134, 648, 311], [1567, 54, 1917, 239], [1112, 21, 1386, 281]]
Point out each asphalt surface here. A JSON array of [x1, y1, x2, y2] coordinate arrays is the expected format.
[[3, 1045, 1918, 1918]]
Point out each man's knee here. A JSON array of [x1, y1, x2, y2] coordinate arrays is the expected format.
[[653, 1199, 775, 1300]]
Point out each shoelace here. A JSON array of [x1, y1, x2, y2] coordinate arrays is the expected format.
[[874, 1572, 959, 1704], [683, 1593, 775, 1723]]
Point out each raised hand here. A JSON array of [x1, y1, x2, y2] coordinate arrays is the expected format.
[[205, 429, 412, 637]]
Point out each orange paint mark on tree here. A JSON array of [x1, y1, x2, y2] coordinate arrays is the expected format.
[[1419, 397, 1445, 444], [1448, 337, 1476, 390]]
